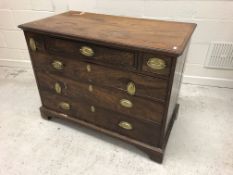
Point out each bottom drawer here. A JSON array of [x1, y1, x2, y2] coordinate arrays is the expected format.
[[40, 91, 161, 146]]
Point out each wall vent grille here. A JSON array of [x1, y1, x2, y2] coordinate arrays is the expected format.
[[205, 42, 233, 70]]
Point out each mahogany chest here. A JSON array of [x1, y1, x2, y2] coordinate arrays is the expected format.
[[19, 11, 196, 163]]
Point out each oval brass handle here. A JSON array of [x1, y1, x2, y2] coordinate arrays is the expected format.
[[120, 99, 133, 108], [59, 102, 70, 110], [118, 121, 133, 130], [29, 38, 36, 51], [147, 58, 166, 70], [52, 60, 64, 70], [80, 46, 94, 57], [54, 82, 62, 94], [127, 82, 136, 95]]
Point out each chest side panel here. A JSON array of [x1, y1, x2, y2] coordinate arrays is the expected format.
[[164, 44, 189, 134]]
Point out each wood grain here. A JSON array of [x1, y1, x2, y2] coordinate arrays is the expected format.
[[31, 52, 168, 102], [19, 11, 196, 56], [40, 92, 161, 146], [36, 71, 165, 124], [45, 36, 136, 68]]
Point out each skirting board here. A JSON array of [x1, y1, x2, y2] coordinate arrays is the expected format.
[[183, 75, 233, 89], [0, 59, 232, 88]]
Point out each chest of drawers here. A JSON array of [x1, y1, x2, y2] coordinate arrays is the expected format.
[[19, 11, 196, 163]]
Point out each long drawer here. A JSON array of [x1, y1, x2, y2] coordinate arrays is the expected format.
[[40, 91, 161, 147], [31, 52, 168, 102], [44, 36, 136, 69], [36, 71, 165, 124]]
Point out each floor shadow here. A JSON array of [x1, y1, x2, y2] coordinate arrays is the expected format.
[[48, 117, 150, 161]]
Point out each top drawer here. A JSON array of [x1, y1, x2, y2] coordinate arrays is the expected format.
[[44, 37, 136, 69]]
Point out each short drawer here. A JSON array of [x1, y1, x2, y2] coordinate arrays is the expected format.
[[36, 72, 165, 124], [32, 52, 168, 102], [40, 91, 161, 147], [44, 36, 136, 69], [141, 53, 172, 77]]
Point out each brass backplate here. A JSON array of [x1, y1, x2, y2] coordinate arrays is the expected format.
[[52, 60, 64, 70], [88, 85, 93, 92], [147, 58, 166, 70], [29, 38, 36, 51], [127, 82, 136, 95], [86, 64, 91, 72], [54, 82, 62, 94], [120, 99, 133, 108], [80, 46, 94, 57], [118, 121, 133, 130], [59, 102, 70, 110], [90, 105, 95, 112]]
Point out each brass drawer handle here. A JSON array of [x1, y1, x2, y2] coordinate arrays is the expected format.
[[52, 60, 64, 70], [29, 38, 36, 51], [120, 99, 133, 108], [80, 46, 94, 57], [127, 82, 136, 95], [147, 58, 166, 70], [59, 102, 70, 110], [118, 121, 133, 130], [54, 82, 62, 94]]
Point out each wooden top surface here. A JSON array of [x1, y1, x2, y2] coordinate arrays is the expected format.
[[19, 11, 196, 56]]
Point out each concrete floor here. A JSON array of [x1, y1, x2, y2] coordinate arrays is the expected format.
[[0, 66, 232, 175]]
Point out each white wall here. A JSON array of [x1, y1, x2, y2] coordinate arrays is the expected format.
[[0, 0, 233, 88]]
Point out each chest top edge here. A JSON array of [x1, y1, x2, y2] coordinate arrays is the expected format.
[[21, 29, 183, 58], [19, 11, 196, 56]]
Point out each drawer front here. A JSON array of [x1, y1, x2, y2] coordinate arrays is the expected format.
[[45, 37, 136, 69], [36, 72, 165, 124], [141, 53, 172, 77], [40, 91, 161, 146], [32, 52, 168, 102]]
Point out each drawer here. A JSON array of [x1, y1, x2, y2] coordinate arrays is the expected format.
[[44, 36, 136, 69], [40, 91, 161, 147], [32, 52, 168, 102], [141, 53, 172, 77], [36, 72, 165, 124]]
